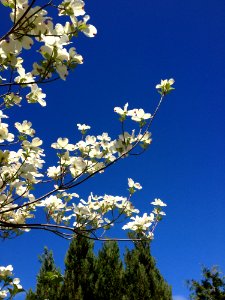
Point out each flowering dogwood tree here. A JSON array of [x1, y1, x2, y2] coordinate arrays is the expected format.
[[0, 0, 174, 297]]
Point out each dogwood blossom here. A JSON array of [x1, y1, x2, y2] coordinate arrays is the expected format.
[[0, 265, 13, 277], [15, 121, 35, 136], [0, 0, 97, 108], [128, 178, 142, 190], [38, 195, 66, 211], [156, 78, 175, 95], [151, 198, 167, 207], [129, 108, 152, 122], [77, 123, 91, 131], [12, 278, 22, 290], [114, 103, 129, 116], [51, 138, 75, 151], [0, 0, 174, 249], [122, 213, 155, 232]]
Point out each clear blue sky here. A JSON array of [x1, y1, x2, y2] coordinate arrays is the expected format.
[[1, 1, 225, 299]]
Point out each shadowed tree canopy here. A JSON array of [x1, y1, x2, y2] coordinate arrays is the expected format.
[[123, 233, 172, 300], [187, 266, 225, 300], [94, 241, 123, 299], [28, 235, 172, 300], [26, 247, 62, 300], [60, 235, 96, 300]]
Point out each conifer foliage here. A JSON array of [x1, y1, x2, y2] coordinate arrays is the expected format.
[[26, 247, 62, 300], [28, 237, 172, 300], [94, 241, 123, 300], [187, 266, 225, 300], [60, 235, 96, 300], [123, 235, 172, 300]]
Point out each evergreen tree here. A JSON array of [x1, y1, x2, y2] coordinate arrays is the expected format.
[[123, 234, 172, 300], [94, 241, 123, 300], [26, 247, 62, 300], [28, 236, 172, 300], [60, 235, 96, 300], [187, 266, 225, 300]]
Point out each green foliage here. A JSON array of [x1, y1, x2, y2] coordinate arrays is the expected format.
[[187, 266, 225, 300], [60, 235, 96, 300], [29, 236, 172, 300], [94, 241, 123, 300], [25, 289, 37, 300], [123, 234, 172, 300], [26, 247, 62, 300]]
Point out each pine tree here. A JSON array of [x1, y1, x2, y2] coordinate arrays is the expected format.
[[28, 236, 172, 300], [94, 241, 123, 300], [60, 235, 96, 300], [187, 266, 225, 300], [123, 234, 172, 300], [26, 247, 62, 300]]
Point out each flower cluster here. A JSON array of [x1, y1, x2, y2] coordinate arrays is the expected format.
[[0, 104, 166, 238], [0, 265, 23, 299], [33, 179, 166, 238], [0, 110, 45, 236], [0, 0, 174, 244], [49, 117, 151, 180], [114, 103, 152, 126], [0, 76, 173, 240], [122, 198, 167, 238], [0, 0, 97, 107]]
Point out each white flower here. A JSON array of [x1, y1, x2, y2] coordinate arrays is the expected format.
[[38, 195, 65, 210], [20, 36, 33, 50], [22, 137, 43, 150], [85, 135, 96, 145], [97, 132, 111, 142], [0, 38, 22, 55], [3, 93, 22, 107], [114, 103, 129, 116], [41, 33, 70, 48], [0, 123, 14, 143], [69, 48, 83, 64], [0, 290, 8, 298], [14, 67, 34, 84], [151, 198, 167, 207], [56, 64, 68, 80], [82, 24, 97, 37], [128, 178, 142, 190], [51, 138, 75, 151], [26, 84, 46, 106], [0, 110, 8, 119], [138, 132, 152, 144], [0, 265, 13, 276], [156, 78, 175, 95], [12, 278, 22, 289], [47, 166, 61, 178], [70, 157, 87, 177], [77, 123, 91, 131], [128, 109, 152, 122], [15, 120, 35, 136], [156, 78, 174, 89], [60, 0, 86, 17], [81, 16, 97, 37], [153, 208, 166, 216], [122, 213, 155, 231]]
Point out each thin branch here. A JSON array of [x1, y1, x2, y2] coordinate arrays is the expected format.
[[0, 0, 36, 42], [0, 76, 59, 87]]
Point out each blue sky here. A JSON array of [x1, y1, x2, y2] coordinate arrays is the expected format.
[[1, 0, 225, 299]]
